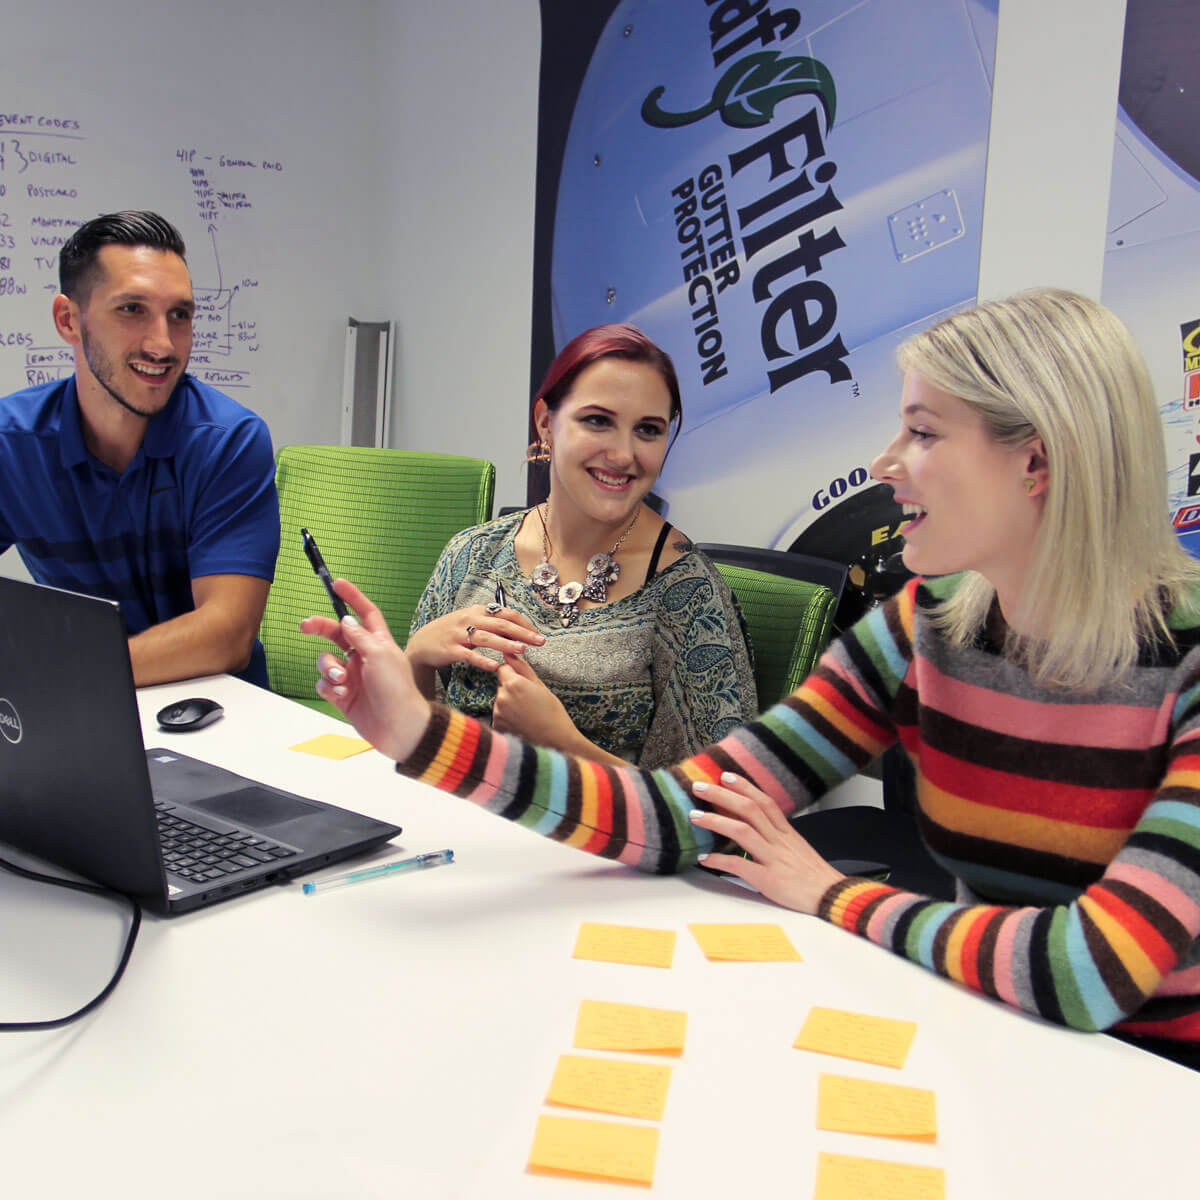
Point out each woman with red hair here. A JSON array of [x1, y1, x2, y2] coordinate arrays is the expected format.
[[403, 324, 756, 768]]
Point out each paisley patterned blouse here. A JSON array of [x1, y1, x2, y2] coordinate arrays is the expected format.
[[409, 510, 758, 767]]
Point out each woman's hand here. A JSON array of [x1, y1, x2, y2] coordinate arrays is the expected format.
[[492, 652, 581, 752], [299, 578, 433, 762], [406, 604, 545, 675], [689, 773, 845, 914]]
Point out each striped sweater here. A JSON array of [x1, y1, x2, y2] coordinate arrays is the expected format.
[[398, 575, 1200, 1046]]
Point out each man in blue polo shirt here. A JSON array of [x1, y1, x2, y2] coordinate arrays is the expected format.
[[0, 211, 279, 687]]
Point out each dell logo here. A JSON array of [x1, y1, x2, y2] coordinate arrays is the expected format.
[[0, 698, 22, 744]]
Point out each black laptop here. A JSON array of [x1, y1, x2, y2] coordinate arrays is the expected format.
[[0, 576, 401, 914]]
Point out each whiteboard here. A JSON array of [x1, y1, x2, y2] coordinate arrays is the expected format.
[[0, 0, 382, 453]]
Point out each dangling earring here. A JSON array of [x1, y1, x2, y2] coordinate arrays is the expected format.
[[526, 439, 551, 465], [1023, 478, 1036, 494]]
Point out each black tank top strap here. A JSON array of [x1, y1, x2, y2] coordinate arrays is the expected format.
[[643, 522, 673, 584]]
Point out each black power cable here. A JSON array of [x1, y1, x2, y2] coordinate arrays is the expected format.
[[0, 854, 142, 1031]]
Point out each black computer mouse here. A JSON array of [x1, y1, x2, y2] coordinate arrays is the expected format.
[[156, 697, 225, 731]]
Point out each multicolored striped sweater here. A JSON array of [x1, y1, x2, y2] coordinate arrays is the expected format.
[[398, 575, 1200, 1047]]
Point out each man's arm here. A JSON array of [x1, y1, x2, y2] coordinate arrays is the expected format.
[[128, 573, 270, 686]]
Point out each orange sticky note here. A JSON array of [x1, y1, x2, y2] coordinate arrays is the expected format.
[[546, 1054, 673, 1121], [289, 733, 373, 759], [688, 923, 802, 962], [817, 1074, 937, 1142], [528, 1115, 658, 1187], [814, 1152, 945, 1200], [795, 1007, 918, 1069], [573, 922, 676, 968], [574, 999, 687, 1056]]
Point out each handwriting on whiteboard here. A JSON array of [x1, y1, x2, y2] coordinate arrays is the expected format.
[[0, 114, 285, 398]]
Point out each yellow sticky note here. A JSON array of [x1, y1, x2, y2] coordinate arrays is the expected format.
[[795, 1007, 918, 1069], [688, 923, 802, 962], [573, 922, 676, 968], [289, 734, 373, 759], [574, 999, 687, 1056], [817, 1074, 937, 1142], [528, 1115, 658, 1187], [546, 1054, 673, 1121], [814, 1152, 945, 1200]]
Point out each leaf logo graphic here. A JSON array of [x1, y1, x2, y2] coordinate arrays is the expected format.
[[642, 50, 837, 132]]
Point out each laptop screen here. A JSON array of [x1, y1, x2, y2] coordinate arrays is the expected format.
[[0, 576, 166, 900]]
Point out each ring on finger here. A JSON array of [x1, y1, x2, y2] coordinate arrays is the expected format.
[[465, 624, 477, 648], [485, 601, 502, 615]]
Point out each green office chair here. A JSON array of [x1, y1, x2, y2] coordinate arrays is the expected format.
[[260, 445, 495, 719], [696, 543, 846, 708]]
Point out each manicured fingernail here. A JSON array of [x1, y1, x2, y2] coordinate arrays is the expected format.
[[341, 614, 360, 628], [721, 771, 738, 785], [688, 810, 705, 821], [328, 666, 346, 682], [333, 685, 347, 697], [696, 854, 709, 862], [692, 781, 708, 794]]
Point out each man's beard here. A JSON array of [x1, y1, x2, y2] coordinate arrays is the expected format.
[[81, 326, 179, 419]]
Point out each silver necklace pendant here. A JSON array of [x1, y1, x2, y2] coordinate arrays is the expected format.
[[557, 580, 583, 606], [529, 502, 640, 625], [531, 561, 558, 590]]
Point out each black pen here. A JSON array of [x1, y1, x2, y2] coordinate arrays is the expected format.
[[301, 528, 349, 621], [495, 579, 507, 609]]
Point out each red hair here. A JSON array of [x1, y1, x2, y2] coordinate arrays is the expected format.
[[537, 324, 682, 433]]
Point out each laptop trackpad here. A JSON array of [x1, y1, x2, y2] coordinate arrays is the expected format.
[[191, 786, 320, 829]]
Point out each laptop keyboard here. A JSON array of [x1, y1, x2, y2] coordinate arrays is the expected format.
[[154, 800, 297, 884]]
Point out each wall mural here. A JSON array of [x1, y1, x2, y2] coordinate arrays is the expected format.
[[531, 0, 1000, 625]]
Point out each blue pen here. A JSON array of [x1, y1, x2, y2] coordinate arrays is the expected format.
[[301, 849, 455, 895]]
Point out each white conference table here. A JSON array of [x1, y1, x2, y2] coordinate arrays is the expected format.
[[2, 674, 1196, 1198]]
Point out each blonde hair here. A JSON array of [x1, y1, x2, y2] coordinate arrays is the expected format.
[[896, 288, 1200, 689]]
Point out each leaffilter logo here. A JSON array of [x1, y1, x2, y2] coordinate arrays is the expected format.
[[0, 698, 22, 744], [642, 50, 836, 131]]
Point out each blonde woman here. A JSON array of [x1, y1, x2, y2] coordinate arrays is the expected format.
[[304, 291, 1200, 1070]]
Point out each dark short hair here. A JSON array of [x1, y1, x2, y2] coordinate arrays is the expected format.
[[537, 324, 683, 438], [59, 211, 187, 301]]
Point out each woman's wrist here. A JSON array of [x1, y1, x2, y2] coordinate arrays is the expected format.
[[383, 693, 435, 764], [404, 627, 436, 670]]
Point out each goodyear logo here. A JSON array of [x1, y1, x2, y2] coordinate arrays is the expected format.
[[1173, 503, 1200, 531], [1183, 319, 1200, 374]]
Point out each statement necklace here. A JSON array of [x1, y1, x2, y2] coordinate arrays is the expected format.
[[529, 502, 640, 627]]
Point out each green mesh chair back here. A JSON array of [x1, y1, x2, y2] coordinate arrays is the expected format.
[[697, 544, 846, 709], [261, 445, 495, 717]]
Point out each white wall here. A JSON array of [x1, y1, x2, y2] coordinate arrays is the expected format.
[[374, 0, 540, 511], [977, 0, 1126, 299]]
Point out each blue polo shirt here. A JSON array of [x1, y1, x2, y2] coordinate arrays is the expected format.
[[0, 375, 279, 686]]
